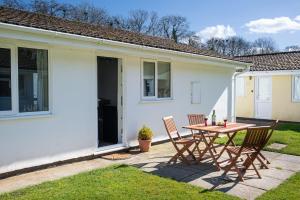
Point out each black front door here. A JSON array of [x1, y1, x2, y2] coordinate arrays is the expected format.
[[97, 57, 119, 147]]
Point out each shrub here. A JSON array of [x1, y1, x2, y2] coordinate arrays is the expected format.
[[138, 126, 153, 140]]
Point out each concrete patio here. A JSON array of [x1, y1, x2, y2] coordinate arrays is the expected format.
[[0, 142, 300, 200]]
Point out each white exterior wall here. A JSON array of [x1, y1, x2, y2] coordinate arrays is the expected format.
[[125, 57, 234, 145], [0, 30, 238, 174], [0, 45, 98, 173]]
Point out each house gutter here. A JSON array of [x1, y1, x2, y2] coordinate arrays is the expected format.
[[231, 67, 251, 122], [0, 22, 251, 68]]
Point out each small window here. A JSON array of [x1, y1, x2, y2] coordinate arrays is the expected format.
[[0, 48, 12, 111], [191, 81, 201, 104], [158, 62, 171, 98], [142, 60, 172, 100], [143, 61, 155, 97], [236, 77, 245, 97], [18, 47, 49, 112], [292, 75, 300, 102]]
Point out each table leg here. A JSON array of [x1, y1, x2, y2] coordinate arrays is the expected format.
[[226, 132, 236, 146], [216, 131, 237, 160], [197, 133, 220, 171]]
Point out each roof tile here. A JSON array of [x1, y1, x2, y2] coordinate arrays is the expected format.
[[236, 51, 300, 71], [0, 7, 246, 63]]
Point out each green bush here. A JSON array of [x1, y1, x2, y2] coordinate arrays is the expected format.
[[138, 126, 153, 140]]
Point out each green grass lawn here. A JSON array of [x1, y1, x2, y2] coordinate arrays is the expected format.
[[256, 172, 300, 200], [0, 165, 299, 200], [0, 165, 238, 200], [216, 123, 300, 156]]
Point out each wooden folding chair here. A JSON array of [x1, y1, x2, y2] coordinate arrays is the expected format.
[[257, 120, 279, 169], [163, 116, 197, 165], [221, 126, 272, 181], [187, 114, 219, 154]]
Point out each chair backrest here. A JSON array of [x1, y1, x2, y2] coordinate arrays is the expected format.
[[163, 116, 181, 141], [242, 126, 272, 150], [187, 114, 205, 125], [265, 120, 279, 144]]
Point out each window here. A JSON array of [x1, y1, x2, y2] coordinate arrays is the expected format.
[[18, 47, 49, 112], [0, 45, 49, 117], [0, 48, 11, 111], [143, 61, 155, 97], [157, 62, 171, 98], [191, 81, 201, 104], [236, 77, 245, 97], [292, 75, 300, 102], [142, 60, 171, 99]]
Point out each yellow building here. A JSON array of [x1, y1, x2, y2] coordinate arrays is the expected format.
[[235, 52, 300, 122]]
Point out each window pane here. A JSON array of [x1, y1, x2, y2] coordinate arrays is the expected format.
[[143, 62, 155, 97], [158, 62, 171, 98], [294, 75, 300, 101], [18, 47, 49, 112], [0, 48, 12, 111]]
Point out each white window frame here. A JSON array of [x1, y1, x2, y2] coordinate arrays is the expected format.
[[292, 74, 300, 102], [141, 59, 172, 101], [0, 42, 52, 118]]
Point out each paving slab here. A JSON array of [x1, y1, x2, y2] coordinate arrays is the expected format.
[[217, 182, 265, 200], [269, 159, 300, 172], [0, 158, 114, 194], [259, 167, 295, 180], [276, 154, 300, 164], [0, 141, 299, 200], [239, 174, 283, 190], [150, 166, 198, 181], [267, 143, 287, 150]]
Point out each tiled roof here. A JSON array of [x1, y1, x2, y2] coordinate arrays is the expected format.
[[0, 7, 247, 63], [236, 51, 300, 71]]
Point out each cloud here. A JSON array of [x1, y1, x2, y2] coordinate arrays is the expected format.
[[197, 25, 236, 42], [246, 16, 300, 33]]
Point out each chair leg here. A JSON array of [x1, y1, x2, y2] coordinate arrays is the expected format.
[[176, 144, 193, 165], [187, 148, 196, 160], [257, 154, 269, 169], [248, 154, 262, 179], [168, 153, 179, 164], [222, 150, 241, 180], [259, 152, 271, 164]]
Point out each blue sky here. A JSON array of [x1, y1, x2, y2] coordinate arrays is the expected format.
[[58, 0, 300, 49]]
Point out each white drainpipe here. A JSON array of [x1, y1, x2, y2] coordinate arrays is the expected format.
[[231, 67, 250, 122]]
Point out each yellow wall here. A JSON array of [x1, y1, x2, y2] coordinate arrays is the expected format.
[[236, 76, 254, 118], [272, 76, 300, 122], [236, 75, 300, 122]]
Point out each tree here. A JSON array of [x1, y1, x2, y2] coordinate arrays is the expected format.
[[127, 9, 148, 33], [109, 15, 129, 29], [225, 36, 251, 56], [206, 38, 227, 55], [187, 34, 203, 49], [1, 0, 26, 9], [285, 45, 300, 51], [30, 0, 70, 17], [205, 37, 251, 56], [145, 12, 159, 36], [158, 15, 191, 43], [251, 37, 277, 54], [69, 2, 110, 25]]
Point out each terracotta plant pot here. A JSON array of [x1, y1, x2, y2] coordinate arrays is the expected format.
[[138, 139, 152, 152]]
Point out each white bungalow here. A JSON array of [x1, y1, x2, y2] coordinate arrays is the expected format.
[[0, 7, 250, 175]]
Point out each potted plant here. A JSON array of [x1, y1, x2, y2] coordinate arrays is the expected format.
[[138, 126, 153, 152]]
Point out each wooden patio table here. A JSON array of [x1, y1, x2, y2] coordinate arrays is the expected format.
[[183, 122, 255, 170]]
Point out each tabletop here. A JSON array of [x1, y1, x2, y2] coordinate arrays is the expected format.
[[183, 122, 256, 133]]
